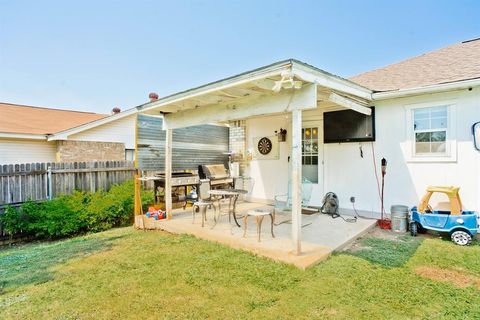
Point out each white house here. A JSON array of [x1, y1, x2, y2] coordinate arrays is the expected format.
[[0, 102, 138, 164], [137, 38, 480, 254]]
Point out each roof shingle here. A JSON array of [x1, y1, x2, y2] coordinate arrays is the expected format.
[[0, 103, 107, 135], [350, 38, 480, 92]]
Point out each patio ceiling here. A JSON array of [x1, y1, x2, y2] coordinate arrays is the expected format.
[[138, 59, 373, 129]]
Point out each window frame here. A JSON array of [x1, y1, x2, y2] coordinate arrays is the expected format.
[[405, 100, 457, 162]]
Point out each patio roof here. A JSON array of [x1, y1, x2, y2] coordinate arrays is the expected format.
[[137, 59, 373, 129]]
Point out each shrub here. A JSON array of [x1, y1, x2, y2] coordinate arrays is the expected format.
[[0, 180, 154, 240]]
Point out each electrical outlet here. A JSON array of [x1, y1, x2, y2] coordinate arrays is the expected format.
[[350, 196, 355, 203]]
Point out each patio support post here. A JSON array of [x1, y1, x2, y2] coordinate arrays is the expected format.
[[165, 128, 173, 218], [291, 109, 302, 255]]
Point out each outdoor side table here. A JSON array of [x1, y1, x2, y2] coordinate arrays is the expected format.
[[208, 189, 247, 228], [243, 208, 275, 242], [192, 201, 215, 227]]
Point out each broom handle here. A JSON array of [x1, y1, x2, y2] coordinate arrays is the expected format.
[[381, 174, 385, 220]]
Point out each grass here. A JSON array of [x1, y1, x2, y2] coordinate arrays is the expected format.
[[0, 227, 479, 319], [348, 235, 423, 268]]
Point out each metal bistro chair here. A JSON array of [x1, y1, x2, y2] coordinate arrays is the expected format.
[[192, 179, 217, 227], [273, 177, 314, 226]]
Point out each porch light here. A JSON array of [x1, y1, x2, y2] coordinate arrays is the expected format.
[[305, 129, 311, 137]]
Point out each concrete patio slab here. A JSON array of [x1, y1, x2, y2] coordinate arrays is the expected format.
[[136, 201, 377, 269]]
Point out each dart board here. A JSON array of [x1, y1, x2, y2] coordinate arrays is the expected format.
[[257, 137, 273, 155]]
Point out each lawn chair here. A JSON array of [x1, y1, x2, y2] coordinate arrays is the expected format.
[[273, 177, 314, 226]]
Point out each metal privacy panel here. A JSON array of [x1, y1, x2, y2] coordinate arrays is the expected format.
[[137, 114, 229, 171]]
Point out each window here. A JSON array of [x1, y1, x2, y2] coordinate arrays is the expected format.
[[413, 106, 448, 156], [302, 127, 318, 183], [125, 149, 135, 161], [406, 102, 456, 162]]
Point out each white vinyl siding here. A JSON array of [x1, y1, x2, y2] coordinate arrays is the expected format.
[[0, 139, 56, 164], [69, 114, 135, 149]]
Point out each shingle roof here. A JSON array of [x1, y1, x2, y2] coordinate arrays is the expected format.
[[350, 38, 480, 92], [0, 103, 107, 135]]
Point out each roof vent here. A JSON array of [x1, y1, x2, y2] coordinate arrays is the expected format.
[[111, 107, 121, 114], [149, 92, 159, 102]]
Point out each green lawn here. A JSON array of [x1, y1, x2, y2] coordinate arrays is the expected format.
[[0, 228, 479, 319]]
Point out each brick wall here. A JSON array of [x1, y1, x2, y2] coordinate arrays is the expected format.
[[56, 140, 125, 162], [229, 121, 247, 174]]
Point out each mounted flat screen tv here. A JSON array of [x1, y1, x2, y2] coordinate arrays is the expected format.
[[323, 107, 375, 143]]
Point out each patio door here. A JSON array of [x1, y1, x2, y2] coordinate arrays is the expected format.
[[302, 121, 324, 206]]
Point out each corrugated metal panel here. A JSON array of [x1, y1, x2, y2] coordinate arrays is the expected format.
[[137, 114, 229, 171]]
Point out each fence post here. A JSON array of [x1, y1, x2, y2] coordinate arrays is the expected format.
[[47, 166, 52, 200]]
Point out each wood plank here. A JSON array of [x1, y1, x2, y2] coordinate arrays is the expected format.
[[163, 84, 317, 129], [291, 109, 302, 255]]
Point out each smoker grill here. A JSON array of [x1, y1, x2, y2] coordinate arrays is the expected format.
[[152, 172, 200, 206], [199, 164, 234, 189], [154, 172, 200, 188]]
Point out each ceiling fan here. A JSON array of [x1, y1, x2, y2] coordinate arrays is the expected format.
[[272, 70, 303, 93]]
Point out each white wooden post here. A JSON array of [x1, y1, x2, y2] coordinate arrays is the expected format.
[[165, 129, 173, 218], [291, 109, 302, 255]]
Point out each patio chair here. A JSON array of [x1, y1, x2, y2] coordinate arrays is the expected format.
[[273, 177, 314, 226]]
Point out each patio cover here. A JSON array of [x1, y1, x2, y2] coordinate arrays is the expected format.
[[137, 59, 374, 255]]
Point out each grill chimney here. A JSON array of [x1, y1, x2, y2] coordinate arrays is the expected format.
[[149, 92, 159, 102]]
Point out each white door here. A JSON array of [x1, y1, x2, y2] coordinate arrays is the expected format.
[[302, 121, 324, 206]]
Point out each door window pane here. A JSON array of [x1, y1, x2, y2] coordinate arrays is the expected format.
[[302, 127, 319, 183]]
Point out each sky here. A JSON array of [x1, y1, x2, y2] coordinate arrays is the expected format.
[[0, 0, 479, 114]]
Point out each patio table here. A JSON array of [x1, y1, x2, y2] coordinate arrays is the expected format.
[[208, 189, 248, 227]]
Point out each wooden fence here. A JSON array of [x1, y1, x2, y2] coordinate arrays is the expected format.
[[0, 160, 136, 237]]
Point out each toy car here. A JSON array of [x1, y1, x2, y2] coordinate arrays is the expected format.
[[409, 186, 479, 246]]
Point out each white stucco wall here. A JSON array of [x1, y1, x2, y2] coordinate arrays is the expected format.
[[243, 87, 480, 214], [245, 115, 291, 202], [0, 138, 56, 164], [68, 114, 136, 149]]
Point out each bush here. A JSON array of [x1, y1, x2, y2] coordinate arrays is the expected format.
[[0, 180, 154, 240]]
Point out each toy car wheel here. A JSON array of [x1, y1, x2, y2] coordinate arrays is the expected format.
[[417, 223, 426, 234], [450, 230, 472, 246], [410, 222, 418, 237]]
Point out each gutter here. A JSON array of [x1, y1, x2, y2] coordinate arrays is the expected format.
[[0, 132, 47, 140], [372, 78, 480, 100]]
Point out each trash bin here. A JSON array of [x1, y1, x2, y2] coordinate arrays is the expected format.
[[391, 205, 409, 233]]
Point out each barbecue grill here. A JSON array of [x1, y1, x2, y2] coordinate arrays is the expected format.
[[199, 164, 234, 189], [152, 172, 200, 206]]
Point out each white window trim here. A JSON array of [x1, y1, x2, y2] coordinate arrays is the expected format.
[[404, 100, 457, 163]]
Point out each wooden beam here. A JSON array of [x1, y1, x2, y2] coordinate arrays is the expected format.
[[328, 92, 372, 115], [291, 109, 302, 255], [163, 84, 317, 129], [253, 78, 276, 90], [292, 63, 373, 100], [165, 129, 173, 218], [218, 88, 258, 97]]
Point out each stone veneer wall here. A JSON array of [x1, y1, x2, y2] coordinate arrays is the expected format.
[[56, 140, 125, 162]]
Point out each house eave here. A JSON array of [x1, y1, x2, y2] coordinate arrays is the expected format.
[[0, 132, 48, 140], [48, 107, 139, 141], [372, 78, 480, 100]]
